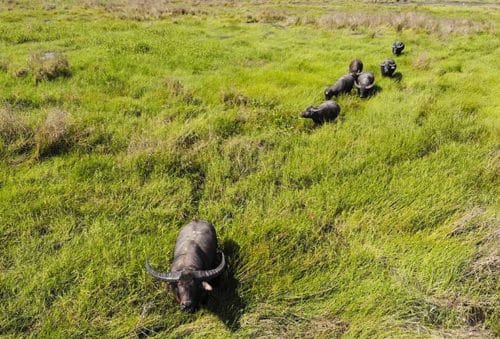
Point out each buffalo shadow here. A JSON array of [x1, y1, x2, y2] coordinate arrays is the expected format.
[[392, 72, 403, 82], [204, 239, 246, 332], [371, 84, 383, 96], [354, 84, 382, 98]]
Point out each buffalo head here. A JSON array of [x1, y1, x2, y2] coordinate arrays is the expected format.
[[300, 106, 315, 118], [354, 72, 375, 98], [146, 250, 226, 312], [380, 59, 397, 77]]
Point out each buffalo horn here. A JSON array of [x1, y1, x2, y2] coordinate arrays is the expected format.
[[146, 258, 181, 282], [193, 250, 226, 280]]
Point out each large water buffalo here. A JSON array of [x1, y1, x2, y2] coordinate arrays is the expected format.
[[146, 220, 226, 313], [380, 59, 397, 77], [300, 100, 340, 124], [354, 72, 375, 98], [324, 73, 356, 99], [392, 41, 405, 56], [349, 59, 363, 76]]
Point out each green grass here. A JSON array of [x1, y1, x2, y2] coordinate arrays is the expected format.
[[0, 1, 499, 337]]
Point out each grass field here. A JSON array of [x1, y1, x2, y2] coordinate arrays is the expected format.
[[0, 0, 499, 337]]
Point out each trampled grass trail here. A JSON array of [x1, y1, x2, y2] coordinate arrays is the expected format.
[[0, 1, 499, 337]]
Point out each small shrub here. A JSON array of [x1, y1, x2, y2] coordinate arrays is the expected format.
[[35, 109, 73, 158], [29, 51, 71, 83]]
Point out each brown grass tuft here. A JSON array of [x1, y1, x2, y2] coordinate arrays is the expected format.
[[0, 108, 32, 144], [29, 51, 71, 83], [0, 108, 34, 160], [413, 53, 432, 70], [35, 109, 73, 158]]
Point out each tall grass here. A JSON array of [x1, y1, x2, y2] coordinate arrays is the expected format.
[[0, 1, 498, 337]]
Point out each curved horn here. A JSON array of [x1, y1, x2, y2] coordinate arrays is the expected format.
[[365, 82, 375, 89], [146, 258, 181, 282], [193, 250, 226, 280], [354, 81, 360, 88]]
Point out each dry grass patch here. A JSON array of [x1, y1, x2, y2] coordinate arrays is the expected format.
[[317, 12, 493, 34], [468, 223, 499, 280], [0, 108, 32, 144], [243, 9, 492, 34], [246, 8, 292, 23], [433, 327, 495, 339], [0, 108, 34, 161], [81, 0, 203, 20], [28, 51, 71, 83], [35, 109, 73, 158]]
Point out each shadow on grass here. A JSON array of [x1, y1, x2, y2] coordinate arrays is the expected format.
[[205, 239, 246, 332], [371, 84, 383, 97], [392, 72, 403, 82]]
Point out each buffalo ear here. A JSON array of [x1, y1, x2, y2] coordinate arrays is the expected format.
[[202, 281, 213, 291]]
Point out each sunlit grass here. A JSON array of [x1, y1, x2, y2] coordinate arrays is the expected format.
[[0, 1, 499, 337]]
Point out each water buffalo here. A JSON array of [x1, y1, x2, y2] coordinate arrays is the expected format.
[[349, 59, 363, 76], [300, 100, 340, 124], [324, 73, 356, 99], [392, 41, 405, 56], [354, 72, 375, 98], [146, 220, 226, 313], [380, 59, 397, 77]]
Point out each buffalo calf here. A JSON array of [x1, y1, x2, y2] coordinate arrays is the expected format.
[[325, 73, 356, 99], [300, 100, 340, 125]]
